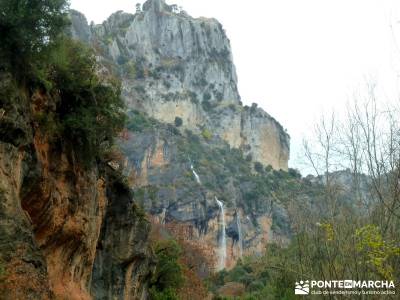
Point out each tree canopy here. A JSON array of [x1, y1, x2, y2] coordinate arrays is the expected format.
[[0, 0, 69, 79], [0, 0, 126, 166]]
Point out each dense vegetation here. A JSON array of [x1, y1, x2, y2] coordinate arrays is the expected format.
[[48, 39, 126, 163], [149, 239, 184, 300], [0, 0, 69, 80], [148, 222, 211, 300], [207, 97, 400, 299], [122, 100, 400, 299], [2, 1, 399, 299], [0, 0, 125, 166], [124, 111, 318, 237]]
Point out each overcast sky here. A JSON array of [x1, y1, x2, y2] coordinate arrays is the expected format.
[[70, 0, 400, 173]]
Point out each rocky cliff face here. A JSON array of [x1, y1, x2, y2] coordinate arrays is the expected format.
[[70, 0, 290, 170], [114, 114, 291, 271], [0, 88, 53, 299], [0, 74, 153, 299], [67, 0, 292, 273], [91, 173, 155, 300]]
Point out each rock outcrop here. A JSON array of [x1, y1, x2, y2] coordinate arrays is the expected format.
[[0, 74, 154, 299], [70, 0, 290, 170], [117, 117, 291, 271], [0, 76, 53, 299], [66, 0, 292, 273], [90, 173, 155, 300]]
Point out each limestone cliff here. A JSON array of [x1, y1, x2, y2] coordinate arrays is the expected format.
[[0, 74, 154, 299], [70, 0, 290, 170], [65, 0, 292, 273], [91, 172, 155, 300], [116, 114, 291, 271]]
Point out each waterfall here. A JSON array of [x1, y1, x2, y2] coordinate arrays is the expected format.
[[215, 197, 227, 270], [190, 164, 201, 184], [236, 212, 243, 258], [160, 208, 167, 225]]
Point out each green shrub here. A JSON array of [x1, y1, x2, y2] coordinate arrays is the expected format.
[[203, 92, 211, 101], [124, 61, 137, 79], [250, 103, 258, 113], [163, 80, 171, 89], [0, 1, 126, 167], [0, 0, 70, 80], [288, 168, 301, 178], [226, 265, 248, 282], [254, 162, 264, 174], [134, 85, 146, 94], [135, 64, 145, 79], [34, 111, 59, 137], [174, 117, 183, 127], [127, 110, 155, 132], [265, 165, 273, 173], [150, 239, 184, 298], [117, 55, 128, 65], [50, 39, 126, 164], [201, 99, 212, 111], [187, 91, 198, 104], [248, 280, 264, 292], [201, 129, 212, 140], [0, 259, 5, 277], [216, 91, 224, 102], [149, 287, 178, 300]]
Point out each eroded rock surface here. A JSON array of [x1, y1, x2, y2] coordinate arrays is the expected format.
[[91, 173, 155, 300], [70, 0, 290, 170], [118, 119, 291, 271], [0, 75, 153, 299]]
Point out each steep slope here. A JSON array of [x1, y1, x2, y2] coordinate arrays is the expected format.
[[0, 75, 154, 299], [113, 112, 295, 270], [70, 0, 290, 170], [2, 0, 294, 298], [0, 76, 53, 299], [91, 172, 155, 300], [67, 0, 292, 272]]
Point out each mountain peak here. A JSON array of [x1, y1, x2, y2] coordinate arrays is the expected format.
[[142, 0, 168, 12]]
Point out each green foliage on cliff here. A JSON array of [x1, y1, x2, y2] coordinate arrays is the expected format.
[[201, 128, 212, 140], [51, 39, 126, 162], [174, 117, 183, 127], [127, 110, 157, 132], [122, 61, 137, 79], [0, 259, 5, 278], [201, 99, 213, 111], [0, 0, 70, 80], [24, 38, 126, 165], [0, 0, 126, 165], [123, 110, 304, 233], [150, 239, 184, 300]]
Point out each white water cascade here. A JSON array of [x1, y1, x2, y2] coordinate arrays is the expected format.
[[215, 197, 227, 270], [236, 212, 243, 258], [160, 208, 167, 225], [190, 164, 201, 184]]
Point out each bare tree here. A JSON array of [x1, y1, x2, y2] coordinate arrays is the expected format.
[[294, 80, 399, 289]]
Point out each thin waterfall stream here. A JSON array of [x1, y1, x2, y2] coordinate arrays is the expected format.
[[236, 212, 243, 257], [190, 164, 201, 184], [215, 197, 227, 270]]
